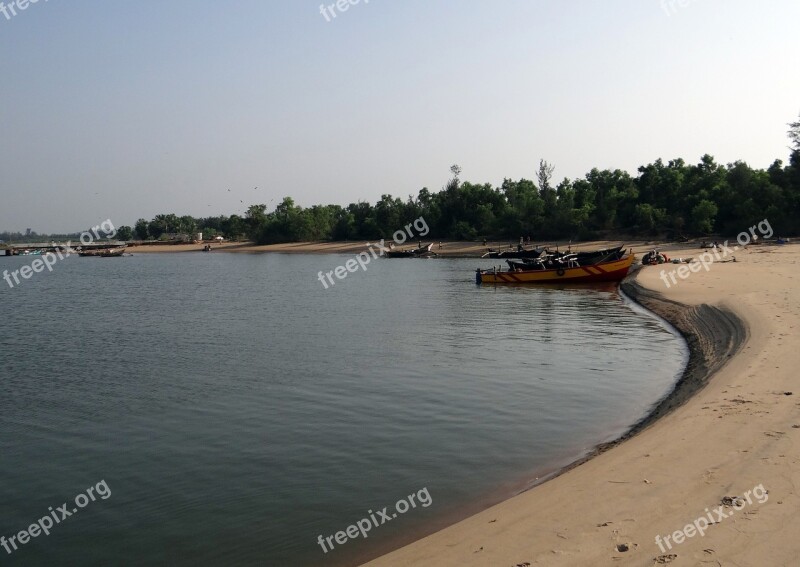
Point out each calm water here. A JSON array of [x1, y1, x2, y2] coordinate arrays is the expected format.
[[0, 252, 686, 566]]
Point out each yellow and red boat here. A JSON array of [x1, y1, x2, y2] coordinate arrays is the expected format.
[[477, 254, 635, 284]]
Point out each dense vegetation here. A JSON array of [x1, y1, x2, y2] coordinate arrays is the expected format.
[[5, 119, 799, 245]]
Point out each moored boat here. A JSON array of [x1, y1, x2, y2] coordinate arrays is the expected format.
[[78, 246, 127, 257], [506, 245, 626, 271], [384, 243, 435, 258], [481, 247, 544, 259], [477, 253, 635, 284]]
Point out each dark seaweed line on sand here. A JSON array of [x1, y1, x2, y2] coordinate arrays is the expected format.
[[615, 277, 748, 441], [522, 271, 749, 488]]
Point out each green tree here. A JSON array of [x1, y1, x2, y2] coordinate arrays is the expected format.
[[148, 213, 180, 238], [691, 200, 718, 234], [537, 159, 557, 219], [788, 114, 800, 152], [178, 215, 197, 235], [116, 226, 134, 241], [134, 218, 149, 240], [245, 204, 268, 241], [222, 215, 246, 241]]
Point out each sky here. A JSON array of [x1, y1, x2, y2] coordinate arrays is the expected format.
[[1, 0, 798, 233]]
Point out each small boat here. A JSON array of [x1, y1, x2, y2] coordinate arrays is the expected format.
[[506, 246, 626, 271], [384, 243, 435, 258], [477, 254, 636, 284], [78, 246, 127, 257], [481, 247, 544, 259], [572, 245, 625, 261]]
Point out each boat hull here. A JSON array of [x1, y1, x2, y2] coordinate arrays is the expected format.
[[78, 247, 127, 257], [479, 254, 635, 284], [384, 243, 434, 258], [482, 248, 544, 259]]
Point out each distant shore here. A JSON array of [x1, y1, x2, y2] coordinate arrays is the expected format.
[[127, 239, 542, 256], [126, 238, 743, 258], [359, 242, 798, 566]]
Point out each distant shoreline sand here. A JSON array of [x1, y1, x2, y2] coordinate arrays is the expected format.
[[127, 239, 541, 257], [126, 238, 728, 258]]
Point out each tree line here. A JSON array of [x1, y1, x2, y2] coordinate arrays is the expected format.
[[6, 118, 799, 245]]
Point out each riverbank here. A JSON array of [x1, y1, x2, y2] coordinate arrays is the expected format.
[[125, 239, 642, 256], [362, 243, 799, 566]]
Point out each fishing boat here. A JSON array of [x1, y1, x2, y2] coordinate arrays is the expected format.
[[78, 246, 127, 257], [384, 243, 435, 258], [506, 245, 626, 271], [477, 253, 635, 284], [571, 244, 625, 261], [481, 247, 544, 259]]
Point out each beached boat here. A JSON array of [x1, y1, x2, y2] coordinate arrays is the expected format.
[[78, 246, 127, 257], [506, 246, 627, 271], [384, 243, 435, 258], [571, 244, 625, 261], [481, 247, 544, 259], [477, 254, 635, 284]]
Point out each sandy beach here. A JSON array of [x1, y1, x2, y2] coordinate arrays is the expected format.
[[355, 241, 799, 566]]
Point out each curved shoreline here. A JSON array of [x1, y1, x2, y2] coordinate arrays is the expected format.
[[616, 276, 748, 439], [363, 263, 759, 566], [515, 276, 749, 490]]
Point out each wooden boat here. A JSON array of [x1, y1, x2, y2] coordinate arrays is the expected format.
[[78, 246, 127, 257], [384, 243, 435, 258], [572, 245, 625, 261], [477, 254, 635, 284], [481, 247, 544, 259], [506, 246, 627, 271]]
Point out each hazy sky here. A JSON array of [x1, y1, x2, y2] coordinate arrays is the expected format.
[[1, 0, 798, 233]]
